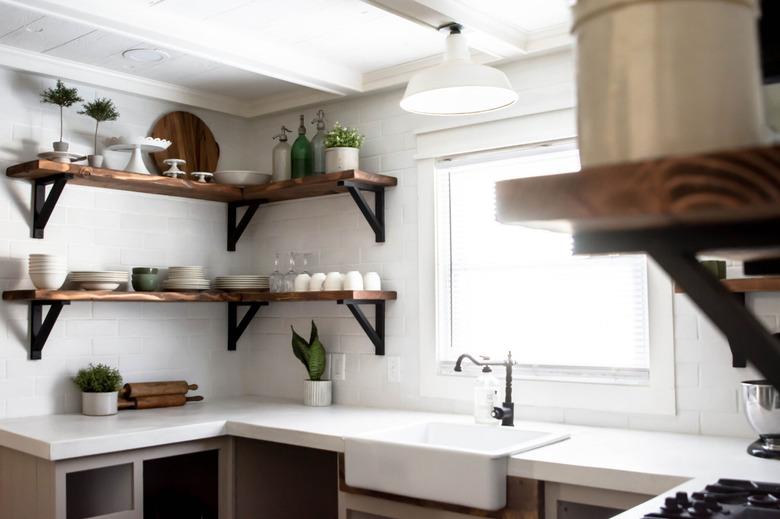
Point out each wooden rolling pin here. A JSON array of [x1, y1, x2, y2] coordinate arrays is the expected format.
[[120, 381, 198, 399], [118, 395, 203, 410]]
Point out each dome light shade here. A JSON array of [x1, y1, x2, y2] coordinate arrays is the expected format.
[[400, 28, 518, 116]]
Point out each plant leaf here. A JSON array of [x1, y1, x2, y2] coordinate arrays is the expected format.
[[309, 320, 319, 345], [291, 326, 310, 368], [308, 338, 327, 381]]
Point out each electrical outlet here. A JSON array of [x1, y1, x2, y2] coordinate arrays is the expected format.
[[331, 353, 346, 381], [387, 356, 401, 383]]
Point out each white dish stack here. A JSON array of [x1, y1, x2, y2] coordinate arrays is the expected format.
[[28, 254, 67, 290], [162, 266, 210, 291], [70, 271, 128, 291], [214, 275, 269, 291]]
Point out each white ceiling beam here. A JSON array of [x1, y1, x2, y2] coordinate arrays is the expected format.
[[362, 0, 529, 58], [0, 44, 246, 116], [1, 0, 362, 95]]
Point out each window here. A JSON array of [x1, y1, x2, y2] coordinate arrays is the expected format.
[[435, 144, 651, 385]]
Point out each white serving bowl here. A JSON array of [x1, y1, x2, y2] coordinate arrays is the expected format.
[[213, 170, 272, 186], [79, 282, 120, 291], [30, 271, 67, 290]]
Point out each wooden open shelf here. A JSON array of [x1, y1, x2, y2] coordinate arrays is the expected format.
[[674, 276, 780, 294], [2, 289, 397, 303]]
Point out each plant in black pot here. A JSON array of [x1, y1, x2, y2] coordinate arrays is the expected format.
[[291, 321, 331, 406], [73, 363, 123, 416], [40, 80, 83, 153], [79, 97, 119, 168]]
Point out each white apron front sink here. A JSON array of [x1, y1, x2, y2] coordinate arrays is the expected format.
[[344, 421, 568, 510]]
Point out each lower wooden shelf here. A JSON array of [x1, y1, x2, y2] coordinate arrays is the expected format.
[[673, 276, 780, 294], [2, 290, 396, 359]]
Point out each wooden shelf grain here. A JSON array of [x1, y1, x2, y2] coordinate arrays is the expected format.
[[1, 290, 397, 303], [495, 144, 780, 233], [6, 161, 397, 204], [674, 277, 780, 294]]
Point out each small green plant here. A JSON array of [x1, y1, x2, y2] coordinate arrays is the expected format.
[[79, 97, 120, 154], [324, 122, 365, 149], [291, 321, 327, 381], [40, 80, 83, 142], [73, 363, 123, 393]]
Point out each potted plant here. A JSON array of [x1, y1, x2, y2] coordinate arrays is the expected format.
[[291, 321, 331, 406], [324, 122, 365, 173], [73, 363, 123, 416], [40, 80, 83, 152], [79, 97, 119, 167]]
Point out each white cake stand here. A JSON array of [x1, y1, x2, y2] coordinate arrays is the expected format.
[[106, 137, 171, 175]]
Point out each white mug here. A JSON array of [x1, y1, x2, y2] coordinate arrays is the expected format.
[[309, 272, 326, 291], [323, 272, 343, 291], [294, 273, 311, 292], [363, 272, 381, 291], [343, 271, 364, 290]]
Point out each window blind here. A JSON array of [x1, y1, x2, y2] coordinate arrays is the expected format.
[[436, 145, 650, 383]]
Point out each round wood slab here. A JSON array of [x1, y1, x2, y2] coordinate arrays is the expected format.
[[150, 111, 220, 174]]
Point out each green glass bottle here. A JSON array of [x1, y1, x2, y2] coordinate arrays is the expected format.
[[291, 114, 313, 178]]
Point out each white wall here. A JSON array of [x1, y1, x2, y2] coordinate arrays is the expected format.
[[0, 67, 259, 417], [241, 49, 765, 438], [0, 50, 769, 438]]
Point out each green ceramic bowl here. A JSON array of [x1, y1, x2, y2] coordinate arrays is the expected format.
[[132, 267, 159, 275], [132, 273, 159, 292]]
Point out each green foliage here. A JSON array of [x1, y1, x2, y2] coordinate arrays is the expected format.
[[324, 122, 365, 149], [40, 80, 82, 108], [291, 321, 327, 381], [73, 363, 123, 393], [79, 97, 119, 123]]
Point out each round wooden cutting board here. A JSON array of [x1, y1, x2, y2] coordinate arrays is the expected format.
[[150, 111, 220, 174]]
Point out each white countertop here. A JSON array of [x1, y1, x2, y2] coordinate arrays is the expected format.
[[0, 396, 776, 516]]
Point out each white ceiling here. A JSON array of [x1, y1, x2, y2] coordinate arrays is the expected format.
[[0, 0, 572, 117]]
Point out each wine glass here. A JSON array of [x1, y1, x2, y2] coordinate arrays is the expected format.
[[282, 252, 296, 292], [269, 253, 283, 293], [300, 253, 313, 276]]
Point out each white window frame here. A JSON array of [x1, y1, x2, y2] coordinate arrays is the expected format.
[[416, 110, 676, 415]]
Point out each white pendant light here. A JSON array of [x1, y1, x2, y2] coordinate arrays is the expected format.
[[400, 24, 518, 116]]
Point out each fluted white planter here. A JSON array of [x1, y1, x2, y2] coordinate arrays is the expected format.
[[325, 147, 359, 173], [303, 380, 332, 407], [82, 391, 118, 416]]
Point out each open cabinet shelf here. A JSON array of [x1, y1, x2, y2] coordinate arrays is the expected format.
[[495, 143, 780, 389], [2, 290, 396, 359], [6, 160, 397, 248]]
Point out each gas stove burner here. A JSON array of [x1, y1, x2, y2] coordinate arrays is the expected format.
[[748, 438, 780, 460], [643, 479, 780, 519]]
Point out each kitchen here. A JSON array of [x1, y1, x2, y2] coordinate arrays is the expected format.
[[0, 0, 778, 518]]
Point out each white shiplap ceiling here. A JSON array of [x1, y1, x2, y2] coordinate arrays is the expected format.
[[0, 0, 572, 117]]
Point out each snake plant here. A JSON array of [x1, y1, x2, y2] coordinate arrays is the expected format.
[[291, 321, 327, 381]]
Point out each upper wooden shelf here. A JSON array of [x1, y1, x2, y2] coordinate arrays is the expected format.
[[674, 276, 780, 294], [6, 160, 397, 204], [495, 144, 780, 233], [1, 289, 397, 303]]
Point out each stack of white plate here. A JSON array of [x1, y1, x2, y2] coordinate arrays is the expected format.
[[70, 271, 128, 291], [162, 266, 210, 291], [214, 275, 269, 292], [28, 254, 67, 289]]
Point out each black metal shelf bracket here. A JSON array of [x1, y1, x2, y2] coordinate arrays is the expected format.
[[338, 180, 385, 242], [32, 174, 72, 239], [227, 200, 266, 251], [573, 219, 780, 390], [338, 299, 386, 355], [228, 301, 267, 351], [29, 301, 69, 360]]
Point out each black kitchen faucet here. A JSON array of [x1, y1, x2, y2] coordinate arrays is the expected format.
[[454, 351, 515, 426]]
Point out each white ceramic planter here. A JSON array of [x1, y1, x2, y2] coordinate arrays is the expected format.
[[87, 155, 104, 168], [52, 141, 69, 152], [303, 380, 332, 407], [572, 0, 767, 167], [82, 391, 118, 416], [325, 147, 359, 173]]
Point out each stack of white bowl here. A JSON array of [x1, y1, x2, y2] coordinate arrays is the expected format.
[[214, 275, 269, 292], [70, 271, 128, 291], [28, 254, 67, 290], [162, 266, 210, 291]]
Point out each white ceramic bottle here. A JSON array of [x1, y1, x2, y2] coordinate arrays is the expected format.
[[473, 366, 501, 425], [272, 126, 292, 182]]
